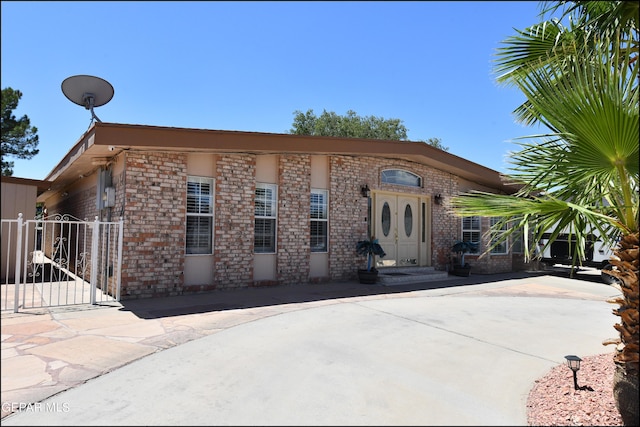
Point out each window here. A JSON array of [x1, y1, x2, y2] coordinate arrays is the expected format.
[[403, 203, 413, 237], [381, 169, 422, 187], [511, 228, 524, 254], [462, 216, 480, 254], [255, 183, 277, 253], [186, 176, 214, 255], [381, 202, 391, 236], [490, 217, 508, 254], [310, 189, 328, 252]]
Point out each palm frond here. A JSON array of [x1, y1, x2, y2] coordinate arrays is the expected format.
[[450, 191, 624, 262]]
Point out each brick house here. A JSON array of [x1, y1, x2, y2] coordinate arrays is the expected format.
[[36, 122, 528, 299]]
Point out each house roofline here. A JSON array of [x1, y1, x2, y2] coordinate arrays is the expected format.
[[1, 175, 53, 196], [44, 121, 516, 194]]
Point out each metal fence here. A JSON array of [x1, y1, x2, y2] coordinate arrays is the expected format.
[[1, 213, 123, 312]]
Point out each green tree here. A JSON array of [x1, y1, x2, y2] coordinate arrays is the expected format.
[[418, 137, 449, 151], [289, 109, 408, 140], [1, 87, 39, 176], [289, 109, 448, 150], [450, 2, 638, 423]]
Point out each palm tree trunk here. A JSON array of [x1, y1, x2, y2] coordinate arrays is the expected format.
[[605, 231, 639, 425]]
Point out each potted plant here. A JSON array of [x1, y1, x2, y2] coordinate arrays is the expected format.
[[356, 236, 386, 284], [450, 240, 478, 277]]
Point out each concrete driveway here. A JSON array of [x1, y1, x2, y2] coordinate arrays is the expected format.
[[1, 270, 621, 426]]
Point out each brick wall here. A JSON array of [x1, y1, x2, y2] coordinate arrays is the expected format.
[[328, 156, 369, 280], [40, 182, 102, 284], [328, 155, 465, 277], [213, 155, 255, 289], [120, 152, 187, 298], [41, 150, 528, 299], [277, 155, 311, 284], [418, 167, 458, 271]]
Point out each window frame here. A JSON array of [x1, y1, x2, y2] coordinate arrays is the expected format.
[[511, 227, 525, 254], [186, 176, 215, 255], [381, 169, 422, 188], [462, 216, 481, 254], [254, 183, 278, 254], [489, 217, 508, 255], [310, 189, 328, 253]]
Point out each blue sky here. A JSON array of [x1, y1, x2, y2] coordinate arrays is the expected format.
[[2, 1, 547, 180]]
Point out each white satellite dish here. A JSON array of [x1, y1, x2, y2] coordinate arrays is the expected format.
[[61, 75, 114, 123]]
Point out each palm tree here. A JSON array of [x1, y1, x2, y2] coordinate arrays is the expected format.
[[450, 2, 638, 424]]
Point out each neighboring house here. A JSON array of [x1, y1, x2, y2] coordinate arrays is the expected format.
[[33, 122, 529, 299], [1, 176, 51, 282], [1, 175, 50, 221]]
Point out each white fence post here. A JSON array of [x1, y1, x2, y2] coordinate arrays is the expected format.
[[90, 216, 99, 305], [13, 214, 23, 313], [116, 217, 124, 301]]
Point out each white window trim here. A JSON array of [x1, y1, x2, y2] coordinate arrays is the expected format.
[[490, 217, 508, 255], [255, 183, 278, 254], [462, 216, 481, 254], [186, 176, 215, 256], [311, 188, 328, 253], [511, 227, 525, 254], [381, 168, 423, 188]]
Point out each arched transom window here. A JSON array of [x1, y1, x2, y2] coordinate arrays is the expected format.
[[381, 169, 422, 187]]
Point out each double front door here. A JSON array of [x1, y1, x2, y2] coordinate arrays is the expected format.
[[373, 193, 421, 267]]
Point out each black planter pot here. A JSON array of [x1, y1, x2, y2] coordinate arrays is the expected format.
[[358, 268, 379, 284], [450, 264, 471, 277]]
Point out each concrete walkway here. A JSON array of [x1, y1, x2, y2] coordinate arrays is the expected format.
[[1, 269, 621, 425]]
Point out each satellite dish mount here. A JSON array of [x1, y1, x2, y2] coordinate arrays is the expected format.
[[62, 75, 114, 123], [83, 93, 99, 120]]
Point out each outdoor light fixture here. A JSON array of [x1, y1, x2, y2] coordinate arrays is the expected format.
[[361, 184, 370, 198], [564, 354, 582, 390], [434, 194, 443, 205]]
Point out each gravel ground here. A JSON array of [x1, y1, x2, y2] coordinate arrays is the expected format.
[[526, 353, 623, 426]]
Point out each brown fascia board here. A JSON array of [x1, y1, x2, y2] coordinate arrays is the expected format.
[[1, 175, 53, 196], [49, 122, 516, 193], [45, 124, 97, 182]]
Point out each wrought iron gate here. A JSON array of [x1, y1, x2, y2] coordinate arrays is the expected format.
[[1, 213, 123, 312]]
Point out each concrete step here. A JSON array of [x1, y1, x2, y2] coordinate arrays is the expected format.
[[377, 266, 450, 286]]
